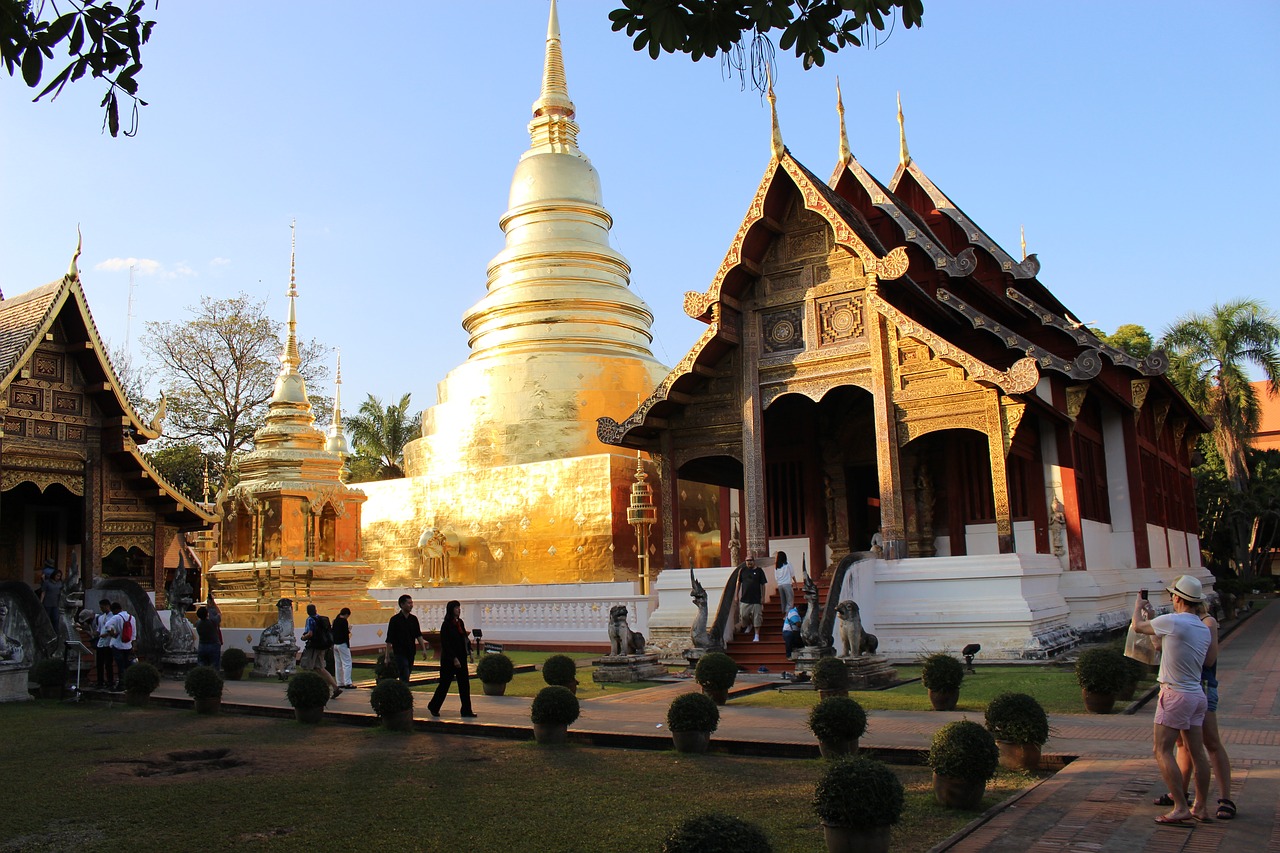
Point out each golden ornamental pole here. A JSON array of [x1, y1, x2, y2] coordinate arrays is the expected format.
[[627, 457, 658, 595]]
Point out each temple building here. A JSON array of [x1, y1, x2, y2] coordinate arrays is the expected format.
[[598, 85, 1211, 657], [0, 248, 214, 595], [358, 1, 689, 612]]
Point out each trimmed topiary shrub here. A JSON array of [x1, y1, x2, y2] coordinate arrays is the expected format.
[[928, 720, 1000, 782], [921, 653, 965, 692], [984, 692, 1049, 746], [812, 656, 850, 691], [541, 654, 578, 687], [286, 670, 331, 710], [183, 665, 224, 699], [476, 652, 515, 685], [370, 678, 414, 716], [1075, 647, 1127, 695], [220, 648, 248, 679], [666, 692, 720, 733], [373, 653, 398, 682], [694, 651, 738, 692], [31, 658, 66, 688], [530, 685, 580, 726], [813, 756, 905, 828], [661, 812, 772, 853], [808, 696, 868, 743], [121, 661, 160, 695]]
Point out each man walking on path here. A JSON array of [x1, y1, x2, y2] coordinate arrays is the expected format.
[[333, 607, 354, 689], [385, 594, 428, 683], [300, 603, 341, 699], [736, 554, 768, 642], [1132, 575, 1216, 825]]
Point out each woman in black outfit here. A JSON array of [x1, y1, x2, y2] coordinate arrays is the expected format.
[[427, 600, 476, 718]]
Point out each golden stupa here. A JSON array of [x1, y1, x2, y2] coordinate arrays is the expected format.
[[205, 226, 387, 628], [359, 0, 672, 587]]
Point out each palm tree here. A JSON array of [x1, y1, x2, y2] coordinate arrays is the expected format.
[[344, 393, 422, 480], [1163, 299, 1280, 493]]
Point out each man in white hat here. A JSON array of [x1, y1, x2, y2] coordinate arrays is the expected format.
[[1132, 575, 1217, 824]]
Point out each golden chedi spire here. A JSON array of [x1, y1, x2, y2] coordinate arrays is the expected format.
[[836, 77, 851, 165], [897, 91, 911, 167], [325, 349, 350, 457], [411, 0, 667, 477], [767, 64, 785, 160]]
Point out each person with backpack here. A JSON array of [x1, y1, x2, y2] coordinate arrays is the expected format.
[[332, 607, 354, 689], [300, 603, 341, 699], [105, 601, 135, 689]]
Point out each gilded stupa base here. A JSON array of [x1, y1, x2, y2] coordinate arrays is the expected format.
[[205, 560, 390, 629]]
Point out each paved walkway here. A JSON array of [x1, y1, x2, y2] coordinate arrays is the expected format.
[[137, 601, 1280, 851]]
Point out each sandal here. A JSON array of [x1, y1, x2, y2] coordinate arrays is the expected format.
[[1153, 792, 1188, 807], [1216, 798, 1236, 820]]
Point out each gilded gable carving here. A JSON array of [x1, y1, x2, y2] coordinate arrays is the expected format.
[[761, 305, 804, 354], [33, 352, 62, 381], [9, 385, 42, 411], [817, 295, 864, 346], [785, 228, 828, 261]]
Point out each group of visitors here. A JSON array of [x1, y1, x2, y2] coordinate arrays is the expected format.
[[734, 551, 798, 645], [89, 598, 137, 690], [384, 594, 475, 717], [295, 603, 354, 698], [1132, 575, 1237, 824]]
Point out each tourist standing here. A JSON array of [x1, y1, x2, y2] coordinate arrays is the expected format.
[[195, 603, 222, 668], [384, 594, 427, 683], [736, 554, 768, 642], [93, 598, 114, 688], [774, 551, 795, 616], [39, 568, 64, 629], [427, 600, 476, 718], [106, 602, 134, 688], [333, 607, 354, 689], [300, 603, 341, 699], [1132, 575, 1215, 825], [782, 602, 805, 659]]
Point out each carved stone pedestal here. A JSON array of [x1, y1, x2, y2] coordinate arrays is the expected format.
[[0, 666, 32, 702], [252, 645, 298, 679], [840, 654, 898, 689], [793, 645, 834, 675], [592, 653, 667, 683], [160, 652, 198, 677]]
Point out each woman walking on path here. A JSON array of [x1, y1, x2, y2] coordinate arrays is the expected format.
[[427, 600, 476, 718]]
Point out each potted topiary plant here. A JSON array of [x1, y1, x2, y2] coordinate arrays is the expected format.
[[30, 658, 66, 700], [370, 678, 415, 731], [184, 665, 224, 715], [1117, 655, 1146, 702], [476, 652, 515, 697], [661, 813, 772, 853], [812, 755, 905, 853], [373, 652, 399, 683], [812, 656, 850, 700], [694, 651, 738, 705], [984, 692, 1049, 771], [220, 647, 249, 681], [927, 720, 1000, 809], [921, 653, 964, 711], [121, 661, 161, 707], [807, 696, 868, 759], [541, 654, 579, 694], [1075, 647, 1127, 714], [287, 670, 331, 724], [666, 691, 720, 754], [530, 685, 580, 745]]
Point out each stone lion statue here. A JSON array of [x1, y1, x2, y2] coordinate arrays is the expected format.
[[607, 604, 645, 656], [835, 600, 878, 657], [257, 597, 296, 647]]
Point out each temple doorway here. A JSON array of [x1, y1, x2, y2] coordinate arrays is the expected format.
[[0, 482, 82, 585]]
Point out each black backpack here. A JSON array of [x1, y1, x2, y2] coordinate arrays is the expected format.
[[309, 615, 334, 650]]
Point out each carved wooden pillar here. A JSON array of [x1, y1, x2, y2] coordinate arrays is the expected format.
[[740, 308, 768, 559], [659, 431, 678, 569], [84, 436, 102, 584], [987, 394, 1015, 554], [864, 276, 906, 559]]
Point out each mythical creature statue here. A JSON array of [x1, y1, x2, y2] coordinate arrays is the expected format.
[[1049, 497, 1067, 556], [800, 568, 822, 648], [607, 605, 646, 656], [835, 600, 878, 657], [164, 563, 197, 654], [689, 569, 712, 649], [0, 601, 24, 665], [257, 598, 296, 647]]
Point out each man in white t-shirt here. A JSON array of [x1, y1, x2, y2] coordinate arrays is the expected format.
[[105, 602, 135, 690], [1132, 575, 1216, 825]]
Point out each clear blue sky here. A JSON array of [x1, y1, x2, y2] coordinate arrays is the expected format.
[[2, 2, 1277, 413]]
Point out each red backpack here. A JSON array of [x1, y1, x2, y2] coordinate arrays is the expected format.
[[121, 614, 134, 643]]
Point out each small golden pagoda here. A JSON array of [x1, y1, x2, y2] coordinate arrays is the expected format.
[[206, 226, 386, 627], [359, 0, 677, 587]]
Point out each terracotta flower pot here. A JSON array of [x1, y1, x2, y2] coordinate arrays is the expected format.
[[997, 740, 1041, 772], [1081, 689, 1116, 714], [821, 822, 890, 853], [193, 696, 221, 715], [818, 737, 859, 759], [532, 723, 568, 745], [125, 691, 150, 708], [932, 772, 986, 810], [381, 708, 415, 731], [671, 730, 711, 754], [928, 688, 959, 711], [294, 705, 325, 724], [701, 686, 729, 706], [482, 681, 507, 697]]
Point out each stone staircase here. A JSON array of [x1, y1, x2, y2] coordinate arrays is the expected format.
[[723, 571, 835, 672]]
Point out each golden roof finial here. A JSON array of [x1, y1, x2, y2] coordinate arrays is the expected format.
[[897, 91, 911, 167], [1020, 225, 1027, 261], [325, 349, 350, 457], [68, 225, 82, 278], [767, 64, 784, 160], [283, 219, 300, 372], [528, 0, 579, 151], [836, 77, 851, 165]]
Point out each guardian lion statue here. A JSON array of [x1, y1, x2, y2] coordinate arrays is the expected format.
[[258, 597, 296, 647], [607, 604, 646, 656], [835, 599, 878, 657]]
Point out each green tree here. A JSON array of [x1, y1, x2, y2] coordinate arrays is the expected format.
[[144, 440, 216, 504], [1, 0, 156, 136], [1195, 442, 1280, 578], [344, 393, 421, 481], [141, 293, 331, 479], [610, 0, 923, 87], [1100, 324, 1153, 359]]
